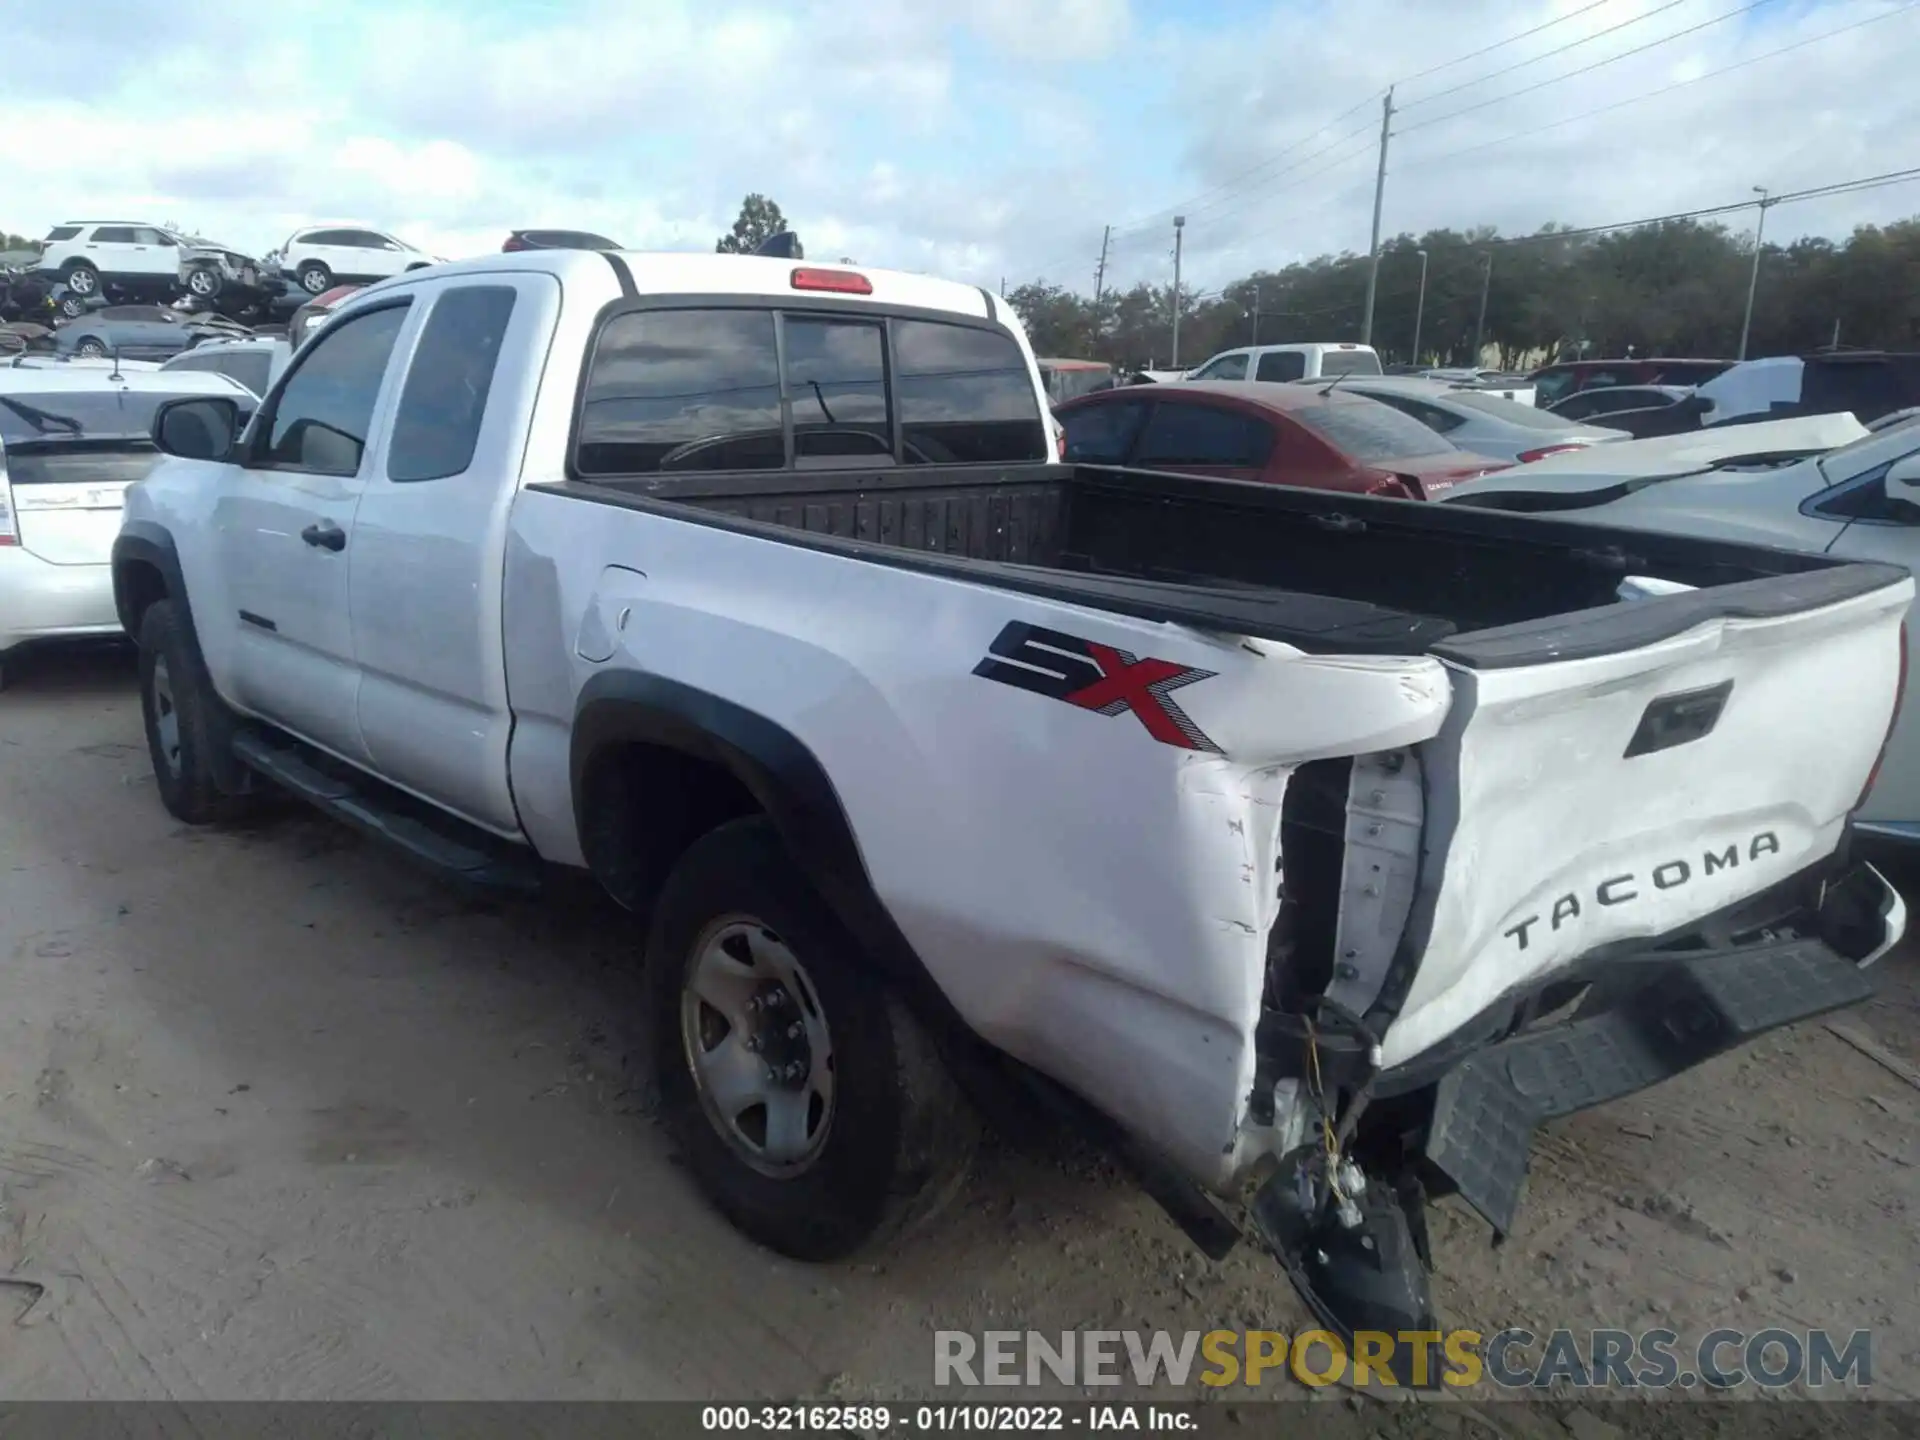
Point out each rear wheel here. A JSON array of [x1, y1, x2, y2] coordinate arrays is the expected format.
[[297, 261, 332, 295], [648, 817, 976, 1260], [63, 260, 98, 296], [138, 600, 257, 825]]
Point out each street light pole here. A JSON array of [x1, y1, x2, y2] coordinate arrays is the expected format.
[[1411, 248, 1429, 367], [1738, 186, 1771, 361], [1472, 250, 1493, 364], [1171, 216, 1186, 369]]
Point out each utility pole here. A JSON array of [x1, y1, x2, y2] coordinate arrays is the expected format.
[[1411, 248, 1429, 367], [1093, 225, 1112, 307], [1252, 283, 1262, 346], [1738, 186, 1771, 361], [1359, 87, 1394, 345], [1472, 251, 1493, 364], [1171, 216, 1186, 369]]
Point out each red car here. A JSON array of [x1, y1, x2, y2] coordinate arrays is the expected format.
[[1055, 380, 1504, 499]]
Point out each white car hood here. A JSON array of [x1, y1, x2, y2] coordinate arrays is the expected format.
[[1444, 413, 1869, 498]]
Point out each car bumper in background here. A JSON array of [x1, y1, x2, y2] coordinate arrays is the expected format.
[[0, 549, 121, 655]]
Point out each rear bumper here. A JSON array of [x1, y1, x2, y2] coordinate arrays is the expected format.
[[1414, 861, 1902, 1237], [0, 549, 120, 655]]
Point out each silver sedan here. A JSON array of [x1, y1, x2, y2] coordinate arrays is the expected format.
[[1323, 376, 1629, 464]]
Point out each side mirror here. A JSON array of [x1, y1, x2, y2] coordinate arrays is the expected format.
[[1889, 454, 1920, 488], [153, 395, 241, 461]]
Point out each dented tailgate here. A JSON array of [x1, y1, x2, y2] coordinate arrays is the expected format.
[[1378, 563, 1912, 1068]]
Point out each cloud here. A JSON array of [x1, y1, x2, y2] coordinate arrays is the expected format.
[[1, 0, 1915, 299]]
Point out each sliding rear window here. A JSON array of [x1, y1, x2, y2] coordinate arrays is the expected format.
[[574, 307, 1045, 476]]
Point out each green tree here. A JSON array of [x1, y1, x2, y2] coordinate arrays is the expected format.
[[716, 194, 796, 255]]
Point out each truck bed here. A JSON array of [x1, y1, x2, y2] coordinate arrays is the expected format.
[[539, 462, 1899, 668]]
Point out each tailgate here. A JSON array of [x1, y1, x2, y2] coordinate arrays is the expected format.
[[1379, 563, 1912, 1067], [3, 444, 159, 566]]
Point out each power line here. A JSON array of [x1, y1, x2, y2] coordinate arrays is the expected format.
[[1470, 167, 1920, 249], [1396, 0, 1690, 113], [1395, 0, 1779, 136], [1105, 97, 1383, 241], [1399, 1, 1920, 166], [1393, 0, 1619, 88]]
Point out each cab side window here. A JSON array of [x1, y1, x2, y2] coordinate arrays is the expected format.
[[387, 287, 517, 482], [1255, 351, 1305, 382], [254, 303, 410, 476]]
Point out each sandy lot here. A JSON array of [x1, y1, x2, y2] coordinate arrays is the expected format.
[[1, 646, 1917, 1429]]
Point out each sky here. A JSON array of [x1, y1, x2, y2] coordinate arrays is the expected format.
[[3, 0, 1917, 297]]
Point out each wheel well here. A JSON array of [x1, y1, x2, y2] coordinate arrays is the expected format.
[[115, 559, 169, 636], [578, 741, 763, 914]]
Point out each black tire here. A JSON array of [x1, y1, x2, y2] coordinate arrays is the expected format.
[[648, 817, 977, 1261], [297, 261, 332, 295], [74, 337, 105, 358], [57, 293, 85, 319], [63, 260, 98, 296], [137, 600, 256, 825], [185, 266, 222, 298]]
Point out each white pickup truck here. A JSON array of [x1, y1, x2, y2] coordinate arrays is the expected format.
[[111, 250, 1908, 1374]]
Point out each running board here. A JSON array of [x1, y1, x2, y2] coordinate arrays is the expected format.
[[230, 729, 542, 894]]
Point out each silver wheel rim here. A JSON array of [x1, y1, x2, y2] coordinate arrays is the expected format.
[[68, 268, 94, 294], [189, 270, 214, 294], [680, 917, 835, 1176], [301, 268, 328, 293], [150, 656, 182, 778], [77, 339, 103, 356]]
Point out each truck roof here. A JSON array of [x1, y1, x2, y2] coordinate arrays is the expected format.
[[360, 250, 1002, 325]]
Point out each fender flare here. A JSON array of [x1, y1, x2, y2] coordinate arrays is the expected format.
[[569, 671, 972, 1041], [111, 521, 252, 796], [111, 521, 189, 638]]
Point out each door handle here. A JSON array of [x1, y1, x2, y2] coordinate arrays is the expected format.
[[301, 521, 346, 552]]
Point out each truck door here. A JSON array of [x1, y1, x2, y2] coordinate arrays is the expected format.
[[348, 272, 557, 836], [212, 298, 412, 763]]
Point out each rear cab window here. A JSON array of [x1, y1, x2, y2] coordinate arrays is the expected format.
[[44, 226, 82, 243], [575, 306, 1047, 476], [1317, 349, 1382, 378]]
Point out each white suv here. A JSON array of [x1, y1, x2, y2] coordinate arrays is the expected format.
[[267, 226, 437, 294], [35, 222, 184, 300]]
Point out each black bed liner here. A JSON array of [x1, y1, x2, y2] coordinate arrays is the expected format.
[[532, 462, 1906, 668]]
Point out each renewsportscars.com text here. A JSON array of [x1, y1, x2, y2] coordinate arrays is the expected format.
[[934, 1327, 1873, 1390]]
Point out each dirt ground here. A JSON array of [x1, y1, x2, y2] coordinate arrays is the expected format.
[[2, 646, 1917, 1431]]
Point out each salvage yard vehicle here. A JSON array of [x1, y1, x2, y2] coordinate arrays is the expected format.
[[0, 365, 251, 688], [110, 249, 1909, 1376], [53, 304, 213, 361], [267, 225, 438, 294], [1527, 356, 1732, 408], [502, 229, 624, 252], [1447, 410, 1920, 849], [160, 335, 292, 398], [1316, 375, 1625, 465], [1057, 378, 1505, 497], [1184, 341, 1382, 382]]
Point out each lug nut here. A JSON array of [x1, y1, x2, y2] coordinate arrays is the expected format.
[[787, 1022, 803, 1039], [744, 1036, 762, 1052], [782, 1061, 806, 1082]]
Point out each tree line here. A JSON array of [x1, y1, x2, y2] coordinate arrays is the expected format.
[[1007, 215, 1920, 371]]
